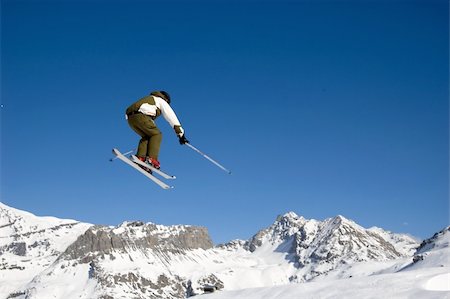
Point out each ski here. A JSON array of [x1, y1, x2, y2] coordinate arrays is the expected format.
[[130, 155, 176, 180], [112, 148, 173, 190]]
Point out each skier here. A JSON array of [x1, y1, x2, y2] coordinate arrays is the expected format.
[[125, 91, 189, 170]]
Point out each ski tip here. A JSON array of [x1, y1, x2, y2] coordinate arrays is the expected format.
[[110, 148, 120, 161]]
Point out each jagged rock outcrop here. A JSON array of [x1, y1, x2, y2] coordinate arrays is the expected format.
[[410, 226, 449, 269], [61, 221, 213, 262], [416, 226, 450, 254]]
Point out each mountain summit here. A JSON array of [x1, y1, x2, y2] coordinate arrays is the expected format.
[[244, 212, 417, 282]]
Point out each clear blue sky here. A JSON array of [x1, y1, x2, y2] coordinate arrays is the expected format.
[[1, 0, 448, 244]]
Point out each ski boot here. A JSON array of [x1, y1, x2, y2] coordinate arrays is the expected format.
[[147, 157, 161, 170], [135, 156, 152, 173]]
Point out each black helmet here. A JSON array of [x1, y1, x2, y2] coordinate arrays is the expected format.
[[151, 90, 171, 104]]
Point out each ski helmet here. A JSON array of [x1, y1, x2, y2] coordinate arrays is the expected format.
[[151, 90, 171, 104]]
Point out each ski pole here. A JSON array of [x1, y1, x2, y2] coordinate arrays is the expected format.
[[109, 149, 135, 162], [184, 143, 232, 174]]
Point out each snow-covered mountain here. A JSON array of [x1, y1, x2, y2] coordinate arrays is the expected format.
[[244, 213, 418, 282], [0, 203, 92, 298], [0, 202, 447, 299], [203, 225, 450, 299]]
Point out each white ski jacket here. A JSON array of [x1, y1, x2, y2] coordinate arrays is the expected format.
[[137, 96, 184, 136]]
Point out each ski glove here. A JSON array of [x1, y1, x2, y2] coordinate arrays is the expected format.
[[179, 134, 189, 145]]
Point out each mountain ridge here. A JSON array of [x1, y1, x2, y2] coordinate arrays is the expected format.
[[1, 202, 445, 299]]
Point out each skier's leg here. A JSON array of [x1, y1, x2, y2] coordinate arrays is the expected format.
[[127, 114, 162, 159], [148, 133, 162, 159], [136, 118, 161, 159], [137, 138, 149, 158], [128, 117, 147, 157]]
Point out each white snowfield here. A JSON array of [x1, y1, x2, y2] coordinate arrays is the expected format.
[[201, 267, 449, 299], [0, 202, 449, 299]]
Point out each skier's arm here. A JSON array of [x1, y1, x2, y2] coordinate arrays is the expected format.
[[157, 98, 185, 137]]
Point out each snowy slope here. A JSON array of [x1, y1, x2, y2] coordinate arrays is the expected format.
[[1, 202, 447, 299], [201, 267, 449, 299], [0, 202, 92, 298], [409, 226, 450, 270], [368, 226, 420, 256]]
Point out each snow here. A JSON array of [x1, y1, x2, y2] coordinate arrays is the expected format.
[[368, 226, 420, 256], [201, 267, 450, 299], [24, 263, 99, 299], [425, 273, 450, 291]]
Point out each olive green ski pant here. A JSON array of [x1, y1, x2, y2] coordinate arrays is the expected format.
[[127, 114, 162, 159]]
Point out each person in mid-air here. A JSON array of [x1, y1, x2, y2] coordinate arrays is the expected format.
[[125, 90, 189, 170]]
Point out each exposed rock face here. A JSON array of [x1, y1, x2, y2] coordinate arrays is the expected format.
[[416, 226, 450, 254], [411, 226, 450, 268], [62, 222, 213, 262], [2, 242, 27, 256]]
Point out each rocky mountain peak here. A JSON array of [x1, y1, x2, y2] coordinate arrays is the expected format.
[[246, 212, 304, 252], [275, 211, 304, 223], [273, 212, 306, 235]]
